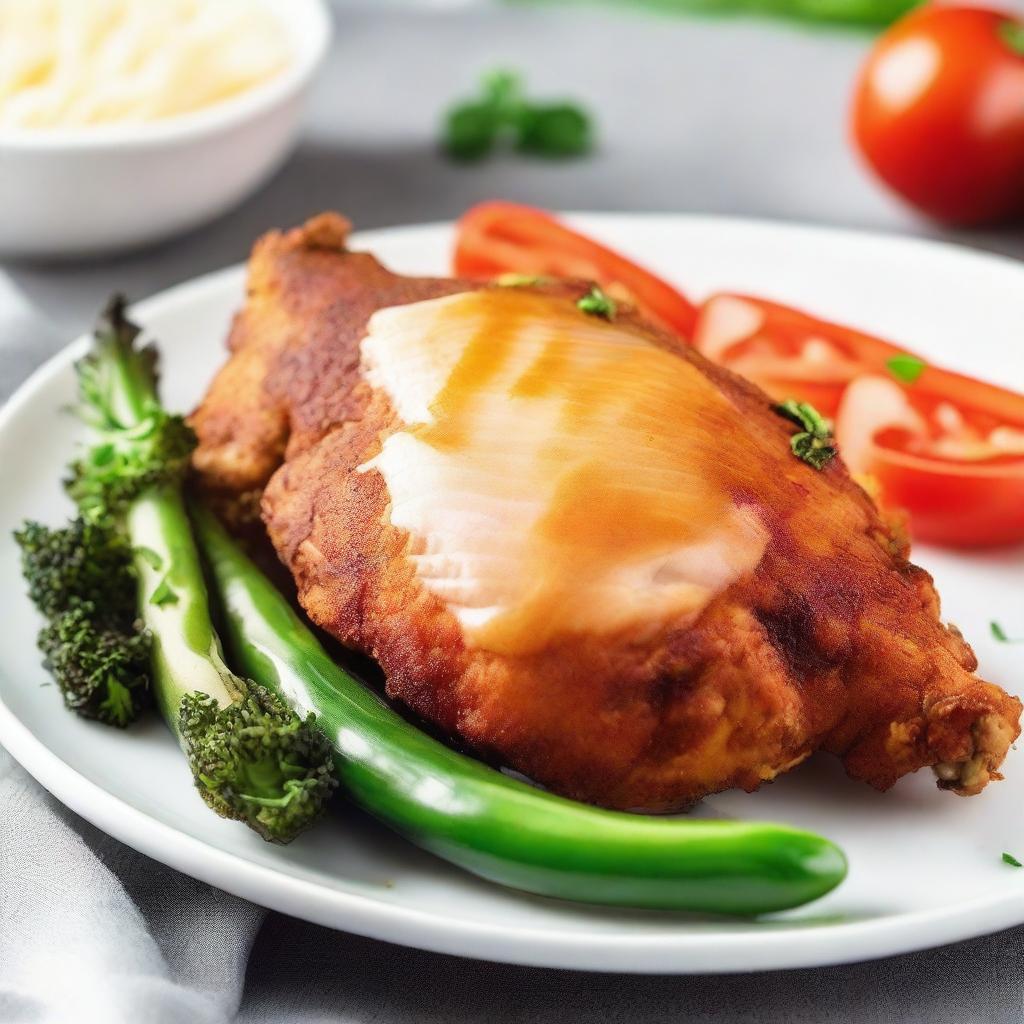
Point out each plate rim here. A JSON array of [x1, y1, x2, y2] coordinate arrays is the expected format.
[[2, 212, 1024, 974]]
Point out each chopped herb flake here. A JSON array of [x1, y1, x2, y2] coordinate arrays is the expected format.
[[1003, 852, 1023, 867], [790, 433, 837, 470], [150, 574, 178, 607], [886, 354, 927, 384], [134, 545, 163, 570], [991, 621, 1023, 644], [773, 399, 837, 471], [577, 286, 617, 320], [775, 399, 829, 435]]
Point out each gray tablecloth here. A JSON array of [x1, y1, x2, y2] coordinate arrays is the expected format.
[[3, 4, 1024, 1022]]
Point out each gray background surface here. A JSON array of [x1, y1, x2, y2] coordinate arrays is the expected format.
[[3, 3, 1024, 1021]]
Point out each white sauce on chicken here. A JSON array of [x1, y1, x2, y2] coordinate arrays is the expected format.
[[360, 289, 769, 655]]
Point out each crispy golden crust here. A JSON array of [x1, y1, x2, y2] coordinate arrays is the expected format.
[[191, 214, 1021, 810]]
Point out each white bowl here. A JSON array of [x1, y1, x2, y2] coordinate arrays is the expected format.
[[0, 0, 331, 259]]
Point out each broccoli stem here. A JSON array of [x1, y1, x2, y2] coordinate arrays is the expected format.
[[105, 325, 154, 425], [127, 486, 241, 721], [73, 297, 334, 842]]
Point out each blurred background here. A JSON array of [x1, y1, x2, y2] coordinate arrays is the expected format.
[[4, 0, 1024, 341]]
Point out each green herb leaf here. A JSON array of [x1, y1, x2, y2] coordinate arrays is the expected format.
[[790, 432, 838, 470], [443, 103, 499, 161], [481, 69, 523, 118], [991, 621, 1023, 644], [442, 68, 592, 163], [774, 399, 829, 436], [443, 68, 522, 161], [576, 286, 617, 320], [773, 399, 837, 471], [134, 545, 163, 570], [886, 353, 926, 384], [1003, 852, 1023, 867], [150, 574, 178, 607], [1000, 20, 1024, 58], [517, 103, 592, 158]]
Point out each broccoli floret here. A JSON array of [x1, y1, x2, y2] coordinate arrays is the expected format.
[[65, 411, 195, 519], [15, 517, 136, 624], [64, 295, 195, 519], [17, 293, 337, 846], [180, 686, 336, 843], [58, 294, 335, 842], [15, 515, 150, 727], [38, 603, 150, 727]]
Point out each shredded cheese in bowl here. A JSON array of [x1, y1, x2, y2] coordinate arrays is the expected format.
[[0, 0, 291, 131]]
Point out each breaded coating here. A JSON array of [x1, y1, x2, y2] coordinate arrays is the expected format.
[[190, 214, 1021, 810]]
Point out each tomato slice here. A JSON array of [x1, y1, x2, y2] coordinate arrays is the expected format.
[[694, 293, 1024, 548], [453, 201, 699, 339], [836, 375, 1024, 547], [693, 294, 904, 415]]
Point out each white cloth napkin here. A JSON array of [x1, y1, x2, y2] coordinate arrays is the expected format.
[[0, 748, 263, 1024], [5, 746, 1024, 1024]]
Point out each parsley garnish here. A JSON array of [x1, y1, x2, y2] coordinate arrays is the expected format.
[[443, 70, 592, 162], [576, 286, 617, 320], [1003, 852, 1023, 867], [886, 353, 927, 384], [991, 621, 1023, 644], [134, 545, 163, 570], [150, 574, 178, 607], [773, 399, 837, 470], [517, 104, 591, 158], [445, 103, 501, 162]]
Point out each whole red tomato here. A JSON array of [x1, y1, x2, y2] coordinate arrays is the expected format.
[[851, 6, 1024, 225]]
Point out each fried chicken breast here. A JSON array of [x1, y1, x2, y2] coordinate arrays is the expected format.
[[190, 213, 1021, 811]]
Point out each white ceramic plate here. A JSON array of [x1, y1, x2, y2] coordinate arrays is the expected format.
[[2, 215, 1023, 974]]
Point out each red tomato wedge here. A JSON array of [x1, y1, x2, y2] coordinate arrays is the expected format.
[[453, 202, 699, 339], [836, 373, 1024, 548], [693, 294, 904, 416], [694, 293, 1024, 548]]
